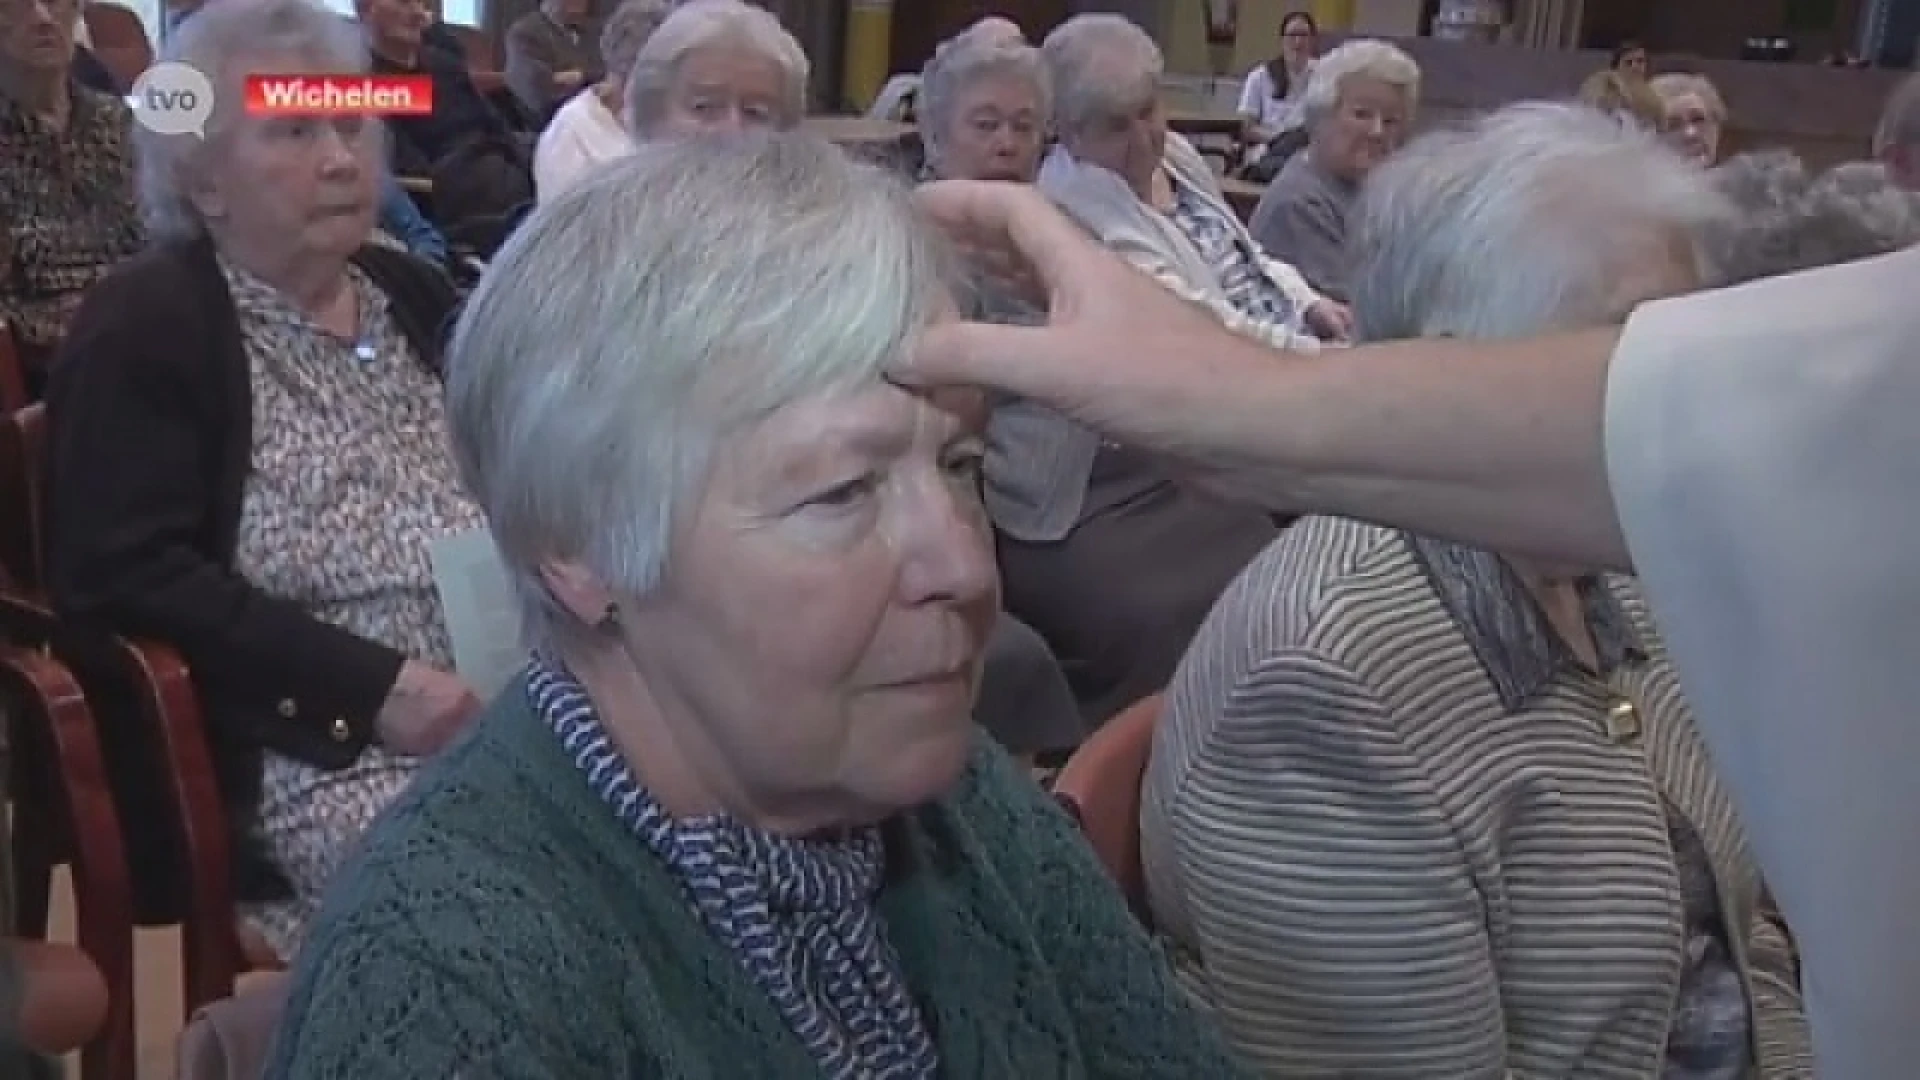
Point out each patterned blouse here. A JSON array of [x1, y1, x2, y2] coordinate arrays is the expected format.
[[528, 660, 940, 1080], [1167, 179, 1300, 330], [0, 84, 143, 349], [223, 257, 485, 957]]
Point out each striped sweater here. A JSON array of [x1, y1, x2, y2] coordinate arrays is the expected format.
[[1141, 516, 1812, 1077]]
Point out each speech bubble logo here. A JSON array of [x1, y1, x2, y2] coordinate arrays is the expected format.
[[129, 61, 215, 138]]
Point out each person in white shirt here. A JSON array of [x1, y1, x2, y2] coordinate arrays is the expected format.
[[905, 176, 1920, 1080], [1236, 9, 1317, 148], [532, 0, 664, 202]]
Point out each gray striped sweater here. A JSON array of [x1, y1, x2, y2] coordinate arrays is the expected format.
[[1142, 516, 1811, 1078]]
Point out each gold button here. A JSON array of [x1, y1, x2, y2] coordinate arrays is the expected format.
[[330, 716, 352, 742], [1604, 699, 1641, 744], [276, 698, 297, 719]]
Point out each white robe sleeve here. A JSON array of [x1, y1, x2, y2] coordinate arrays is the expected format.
[[1603, 248, 1920, 1080]]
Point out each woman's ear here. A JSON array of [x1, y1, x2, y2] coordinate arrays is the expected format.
[[539, 560, 620, 626]]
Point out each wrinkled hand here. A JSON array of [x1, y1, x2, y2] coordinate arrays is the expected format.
[[374, 662, 482, 756], [1305, 299, 1353, 342], [904, 180, 1298, 465]]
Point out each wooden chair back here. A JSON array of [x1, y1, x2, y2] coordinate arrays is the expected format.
[[1051, 692, 1162, 918], [0, 322, 29, 416], [0, 403, 47, 594], [82, 2, 154, 92], [5, 403, 247, 1012], [0, 644, 137, 1080]]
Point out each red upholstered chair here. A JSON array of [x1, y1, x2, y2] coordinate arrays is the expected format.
[[1050, 692, 1162, 920]]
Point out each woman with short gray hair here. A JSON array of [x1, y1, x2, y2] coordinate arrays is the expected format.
[[533, 0, 669, 200], [1145, 102, 1810, 1077], [262, 132, 1248, 1078], [1651, 72, 1728, 166], [624, 0, 809, 140], [917, 30, 1051, 182], [1711, 156, 1920, 285], [1249, 38, 1419, 302], [46, 0, 474, 963]]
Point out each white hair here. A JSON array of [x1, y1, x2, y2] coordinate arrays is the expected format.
[[1709, 159, 1920, 285], [135, 0, 372, 243], [1351, 102, 1729, 342], [1040, 14, 1162, 139], [445, 133, 958, 651], [1300, 39, 1421, 129], [600, 0, 670, 86], [1648, 72, 1726, 120], [919, 35, 1051, 169], [1873, 71, 1920, 156], [623, 0, 809, 137]]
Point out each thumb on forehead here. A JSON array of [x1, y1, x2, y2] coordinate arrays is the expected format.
[[895, 319, 1059, 401]]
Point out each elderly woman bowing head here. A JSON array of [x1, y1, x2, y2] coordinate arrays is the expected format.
[[264, 133, 1245, 1078], [624, 0, 808, 141], [1144, 103, 1810, 1077], [1039, 14, 1348, 346], [44, 0, 475, 963]]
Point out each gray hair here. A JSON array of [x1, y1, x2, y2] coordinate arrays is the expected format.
[[919, 35, 1052, 168], [1709, 160, 1920, 286], [1351, 102, 1728, 343], [1300, 39, 1421, 129], [135, 0, 371, 243], [600, 0, 670, 86], [1873, 71, 1920, 156], [1040, 14, 1162, 139], [445, 133, 958, 650], [623, 0, 809, 137], [1710, 148, 1811, 213], [1648, 72, 1726, 120]]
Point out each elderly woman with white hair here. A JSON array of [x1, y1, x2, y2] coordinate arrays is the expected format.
[[533, 0, 669, 200], [1143, 103, 1811, 1077], [262, 132, 1247, 1077], [622, 0, 809, 141], [914, 22, 1049, 183], [1248, 38, 1418, 303], [1039, 14, 1348, 346], [44, 0, 478, 963], [1651, 72, 1728, 166]]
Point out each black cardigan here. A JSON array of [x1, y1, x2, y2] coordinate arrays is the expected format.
[[44, 236, 458, 891]]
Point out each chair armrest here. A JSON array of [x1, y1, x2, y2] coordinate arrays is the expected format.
[[113, 635, 242, 1007]]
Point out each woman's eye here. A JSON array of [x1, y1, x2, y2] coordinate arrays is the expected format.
[[807, 472, 881, 509]]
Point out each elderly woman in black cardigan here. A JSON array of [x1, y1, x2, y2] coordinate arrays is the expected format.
[[44, 0, 479, 963]]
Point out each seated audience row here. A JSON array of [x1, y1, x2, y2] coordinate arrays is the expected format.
[[43, 0, 1086, 966]]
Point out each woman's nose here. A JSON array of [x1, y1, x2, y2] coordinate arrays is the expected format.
[[896, 491, 995, 608]]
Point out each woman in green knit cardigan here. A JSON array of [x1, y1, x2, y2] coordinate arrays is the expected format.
[[264, 127, 1247, 1078]]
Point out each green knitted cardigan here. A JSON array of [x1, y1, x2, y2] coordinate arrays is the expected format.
[[265, 677, 1248, 1078]]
